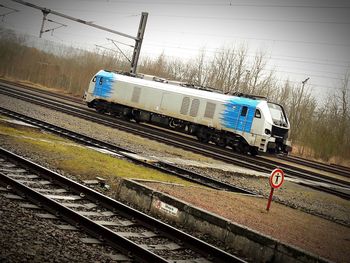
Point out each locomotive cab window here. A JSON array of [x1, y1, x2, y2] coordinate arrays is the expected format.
[[241, 106, 248, 117], [99, 77, 103, 85], [255, 109, 261, 118]]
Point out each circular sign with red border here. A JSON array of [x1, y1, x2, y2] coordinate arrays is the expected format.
[[269, 168, 285, 189]]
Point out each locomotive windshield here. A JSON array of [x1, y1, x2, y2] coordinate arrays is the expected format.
[[267, 103, 288, 127]]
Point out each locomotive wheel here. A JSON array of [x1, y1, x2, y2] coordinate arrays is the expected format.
[[215, 139, 226, 148], [199, 137, 209, 143], [249, 147, 258, 156], [197, 136, 209, 143], [134, 117, 141, 123], [96, 107, 105, 114], [233, 142, 249, 154], [120, 115, 131, 121]]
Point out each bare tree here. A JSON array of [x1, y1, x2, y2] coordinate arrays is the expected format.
[[248, 51, 267, 94]]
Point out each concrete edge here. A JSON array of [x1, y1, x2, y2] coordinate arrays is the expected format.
[[115, 179, 332, 263]]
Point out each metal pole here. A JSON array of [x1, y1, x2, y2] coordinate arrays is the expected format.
[[130, 12, 148, 74], [266, 188, 274, 211], [11, 0, 148, 74], [39, 10, 48, 38], [11, 0, 137, 40]]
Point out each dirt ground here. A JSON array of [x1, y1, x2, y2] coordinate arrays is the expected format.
[[142, 182, 350, 263], [0, 111, 349, 262]]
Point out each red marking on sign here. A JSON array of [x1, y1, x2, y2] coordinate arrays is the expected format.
[[269, 168, 285, 189], [266, 168, 285, 211]]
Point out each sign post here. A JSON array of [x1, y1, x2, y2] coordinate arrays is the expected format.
[[266, 168, 285, 211]]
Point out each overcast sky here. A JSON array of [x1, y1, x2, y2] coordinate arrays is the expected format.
[[1, 0, 350, 101]]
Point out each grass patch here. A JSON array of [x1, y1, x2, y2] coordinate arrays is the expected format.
[[0, 118, 198, 187], [0, 119, 68, 143], [0, 115, 9, 120]]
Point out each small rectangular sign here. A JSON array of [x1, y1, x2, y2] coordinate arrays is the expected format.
[[155, 200, 178, 216]]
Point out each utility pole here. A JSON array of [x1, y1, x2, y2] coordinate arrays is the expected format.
[[39, 10, 48, 38], [130, 12, 148, 75], [298, 77, 309, 106], [295, 77, 310, 133], [302, 77, 310, 88], [10, 0, 148, 74]]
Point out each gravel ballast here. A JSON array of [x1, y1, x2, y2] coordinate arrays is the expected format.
[[0, 194, 128, 262], [1, 93, 350, 262]]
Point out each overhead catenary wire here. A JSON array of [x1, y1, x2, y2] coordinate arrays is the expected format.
[[141, 42, 350, 69], [4, 0, 349, 93], [0, 3, 19, 21], [56, 0, 350, 9], [106, 38, 132, 63], [9, 0, 148, 74], [151, 14, 350, 25], [150, 30, 350, 48], [2, 20, 347, 83]]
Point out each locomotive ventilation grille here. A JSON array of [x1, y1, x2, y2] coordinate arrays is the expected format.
[[271, 125, 288, 139]]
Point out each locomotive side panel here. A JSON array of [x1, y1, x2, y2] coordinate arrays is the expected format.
[[111, 78, 225, 130]]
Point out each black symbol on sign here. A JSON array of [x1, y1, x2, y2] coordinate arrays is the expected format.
[[275, 174, 281, 184]]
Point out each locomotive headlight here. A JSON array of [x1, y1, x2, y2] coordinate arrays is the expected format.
[[265, 129, 271, 135]]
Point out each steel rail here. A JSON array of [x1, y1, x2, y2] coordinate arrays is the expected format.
[[279, 155, 350, 178], [0, 78, 83, 104], [0, 147, 246, 263], [1, 83, 350, 198], [0, 173, 166, 263], [2, 78, 349, 182], [0, 107, 254, 195], [0, 86, 270, 172]]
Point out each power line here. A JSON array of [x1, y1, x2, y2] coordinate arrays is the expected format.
[[140, 52, 341, 90], [262, 69, 343, 81], [36, 29, 348, 66], [139, 50, 346, 83], [58, 1, 350, 9], [264, 66, 345, 77], [54, 8, 140, 16], [106, 38, 132, 63], [268, 54, 350, 65], [274, 79, 339, 90], [30, 3, 350, 24], [4, 21, 348, 71], [10, 0, 137, 40], [0, 4, 19, 21], [10, 0, 148, 74], [151, 14, 350, 25], [142, 42, 350, 68], [144, 39, 350, 65], [151, 30, 350, 48]]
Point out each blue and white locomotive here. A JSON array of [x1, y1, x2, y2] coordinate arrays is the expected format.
[[83, 70, 291, 155]]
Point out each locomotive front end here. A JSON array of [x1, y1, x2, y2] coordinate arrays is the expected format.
[[264, 102, 292, 154]]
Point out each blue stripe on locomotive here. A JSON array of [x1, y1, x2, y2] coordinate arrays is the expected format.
[[220, 97, 259, 132], [93, 71, 115, 98]]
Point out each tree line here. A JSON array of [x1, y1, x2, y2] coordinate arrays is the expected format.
[[0, 27, 349, 164]]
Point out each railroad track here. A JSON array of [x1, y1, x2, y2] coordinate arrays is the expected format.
[[0, 78, 83, 105], [1, 81, 350, 200], [278, 155, 350, 178], [0, 147, 246, 263], [0, 107, 253, 195]]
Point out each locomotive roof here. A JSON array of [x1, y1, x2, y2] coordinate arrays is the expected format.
[[97, 70, 263, 106]]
